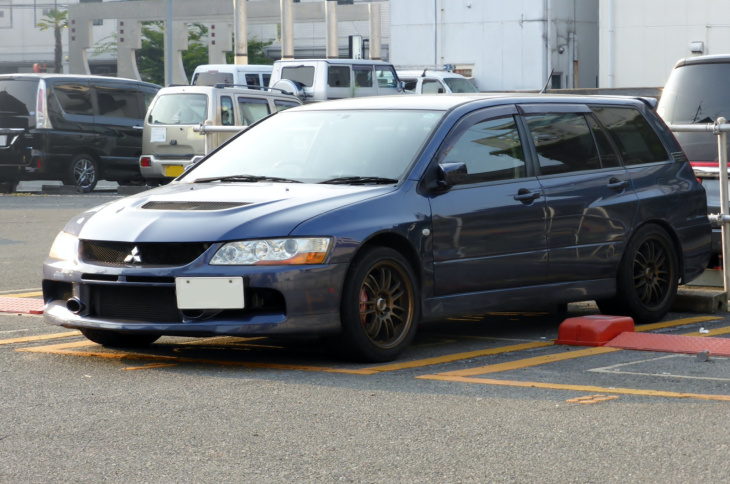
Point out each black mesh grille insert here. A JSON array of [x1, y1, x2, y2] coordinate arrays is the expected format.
[[141, 201, 249, 211], [89, 285, 182, 323], [81, 241, 211, 266]]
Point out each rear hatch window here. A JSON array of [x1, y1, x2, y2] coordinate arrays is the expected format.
[[148, 93, 208, 125], [658, 63, 730, 162], [0, 79, 37, 128]]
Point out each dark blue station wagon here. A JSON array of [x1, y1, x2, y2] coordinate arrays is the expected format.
[[42, 94, 711, 362]]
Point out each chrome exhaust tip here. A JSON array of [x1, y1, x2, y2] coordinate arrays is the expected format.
[[66, 297, 85, 314]]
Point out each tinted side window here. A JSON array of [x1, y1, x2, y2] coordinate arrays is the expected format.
[[244, 74, 260, 86], [586, 114, 621, 168], [282, 66, 315, 87], [274, 100, 300, 112], [53, 82, 92, 115], [95, 84, 142, 119], [220, 96, 234, 126], [237, 97, 270, 126], [443, 116, 527, 184], [353, 66, 373, 88], [525, 113, 601, 175], [422, 79, 442, 94], [591, 106, 669, 165], [375, 66, 398, 88], [327, 66, 350, 88], [401, 79, 417, 91]]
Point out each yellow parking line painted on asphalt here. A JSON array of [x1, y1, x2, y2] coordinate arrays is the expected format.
[[635, 315, 721, 332], [345, 341, 555, 375], [0, 291, 43, 298], [122, 363, 179, 370], [0, 331, 81, 346], [417, 374, 730, 402]]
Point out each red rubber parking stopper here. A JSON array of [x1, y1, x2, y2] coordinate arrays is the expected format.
[[555, 315, 635, 347]]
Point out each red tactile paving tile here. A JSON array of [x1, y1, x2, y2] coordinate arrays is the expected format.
[[0, 297, 44, 315], [605, 332, 730, 357]]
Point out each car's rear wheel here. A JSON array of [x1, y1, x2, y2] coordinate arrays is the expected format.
[[339, 247, 418, 362], [597, 224, 678, 323], [64, 154, 98, 191], [80, 328, 160, 348]]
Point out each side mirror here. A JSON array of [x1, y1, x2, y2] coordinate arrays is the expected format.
[[437, 162, 468, 188]]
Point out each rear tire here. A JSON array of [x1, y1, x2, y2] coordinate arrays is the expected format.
[[338, 247, 419, 362], [597, 224, 678, 323], [80, 328, 160, 348], [64, 154, 98, 191]]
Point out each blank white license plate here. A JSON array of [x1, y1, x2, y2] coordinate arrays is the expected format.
[[175, 277, 244, 310], [0, 135, 6, 146]]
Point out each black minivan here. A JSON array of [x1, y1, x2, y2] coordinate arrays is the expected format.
[[0, 74, 160, 191]]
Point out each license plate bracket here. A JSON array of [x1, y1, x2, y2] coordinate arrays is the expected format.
[[175, 277, 244, 309]]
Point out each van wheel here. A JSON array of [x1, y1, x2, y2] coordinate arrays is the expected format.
[[64, 154, 98, 191], [597, 224, 678, 323], [0, 178, 19, 194], [338, 247, 419, 362], [80, 328, 160, 348]]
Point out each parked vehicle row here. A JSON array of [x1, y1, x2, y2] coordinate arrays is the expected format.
[[0, 74, 159, 191], [43, 94, 711, 362]]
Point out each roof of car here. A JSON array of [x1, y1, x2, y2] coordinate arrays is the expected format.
[[274, 58, 395, 66], [153, 84, 301, 101], [396, 69, 469, 79], [291, 93, 647, 113], [0, 73, 160, 88], [673, 54, 730, 68]]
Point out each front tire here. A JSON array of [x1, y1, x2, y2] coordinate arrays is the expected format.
[[597, 224, 678, 323], [80, 328, 160, 348], [339, 247, 419, 362], [64, 154, 98, 191]]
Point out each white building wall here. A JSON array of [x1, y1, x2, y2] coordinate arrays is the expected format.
[[390, 0, 598, 91], [599, 0, 730, 88]]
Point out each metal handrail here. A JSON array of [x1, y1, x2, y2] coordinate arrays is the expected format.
[[668, 118, 730, 295], [192, 122, 248, 154]]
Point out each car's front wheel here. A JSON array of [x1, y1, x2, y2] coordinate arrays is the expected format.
[[64, 154, 98, 191], [339, 247, 419, 362], [597, 224, 678, 323], [80, 328, 160, 348]]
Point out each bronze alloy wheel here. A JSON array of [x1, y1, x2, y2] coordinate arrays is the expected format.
[[631, 235, 674, 310], [358, 260, 415, 350], [340, 247, 419, 362]]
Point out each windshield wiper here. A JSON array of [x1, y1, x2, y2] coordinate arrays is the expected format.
[[193, 174, 302, 184], [319, 176, 399, 185]]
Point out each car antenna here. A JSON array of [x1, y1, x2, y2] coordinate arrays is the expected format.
[[540, 69, 554, 94]]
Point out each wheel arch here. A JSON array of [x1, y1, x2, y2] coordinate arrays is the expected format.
[[349, 232, 424, 290], [630, 219, 685, 282]]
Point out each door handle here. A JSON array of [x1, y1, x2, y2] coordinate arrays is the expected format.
[[514, 189, 542, 202], [607, 177, 629, 191]]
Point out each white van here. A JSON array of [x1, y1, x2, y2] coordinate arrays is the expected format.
[[269, 59, 404, 103], [190, 64, 273, 88], [397, 69, 479, 94]]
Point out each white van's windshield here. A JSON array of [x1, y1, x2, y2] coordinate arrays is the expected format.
[[148, 94, 208, 125]]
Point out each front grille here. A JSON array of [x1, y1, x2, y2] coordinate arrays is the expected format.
[[141, 201, 249, 211], [80, 240, 211, 266], [89, 285, 182, 323]]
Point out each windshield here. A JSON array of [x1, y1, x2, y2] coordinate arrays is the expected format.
[[181, 109, 443, 183], [444, 78, 479, 93], [148, 93, 208, 125]]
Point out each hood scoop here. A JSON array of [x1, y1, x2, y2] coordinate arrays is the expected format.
[[141, 201, 251, 211]]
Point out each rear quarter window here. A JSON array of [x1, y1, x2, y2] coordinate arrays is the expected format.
[[591, 106, 669, 165], [0, 79, 37, 116], [53, 82, 93, 116]]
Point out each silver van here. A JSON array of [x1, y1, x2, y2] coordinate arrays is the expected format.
[[139, 85, 301, 183], [190, 64, 273, 88], [397, 69, 479, 94], [269, 59, 404, 103]]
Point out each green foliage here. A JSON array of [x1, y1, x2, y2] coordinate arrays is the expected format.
[[225, 38, 275, 65], [37, 9, 68, 73]]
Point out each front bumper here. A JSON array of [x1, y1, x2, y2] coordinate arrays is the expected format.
[[42, 257, 348, 337]]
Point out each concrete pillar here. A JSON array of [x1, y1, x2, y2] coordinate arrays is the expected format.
[[67, 17, 92, 74], [280, 0, 294, 60], [116, 19, 142, 81], [209, 23, 233, 64], [164, 21, 190, 85], [368, 3, 382, 61], [325, 0, 338, 59], [233, 0, 248, 65]]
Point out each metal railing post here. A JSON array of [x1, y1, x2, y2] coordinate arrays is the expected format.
[[716, 117, 730, 295]]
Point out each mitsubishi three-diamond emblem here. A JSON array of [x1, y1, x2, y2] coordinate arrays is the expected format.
[[124, 246, 142, 264]]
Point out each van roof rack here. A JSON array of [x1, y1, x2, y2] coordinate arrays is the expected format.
[[213, 83, 293, 96]]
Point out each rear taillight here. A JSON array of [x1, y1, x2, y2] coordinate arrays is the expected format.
[[140, 156, 152, 167], [35, 80, 48, 129]]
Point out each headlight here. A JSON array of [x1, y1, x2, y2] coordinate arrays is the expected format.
[[48, 232, 79, 261], [210, 237, 331, 265]]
